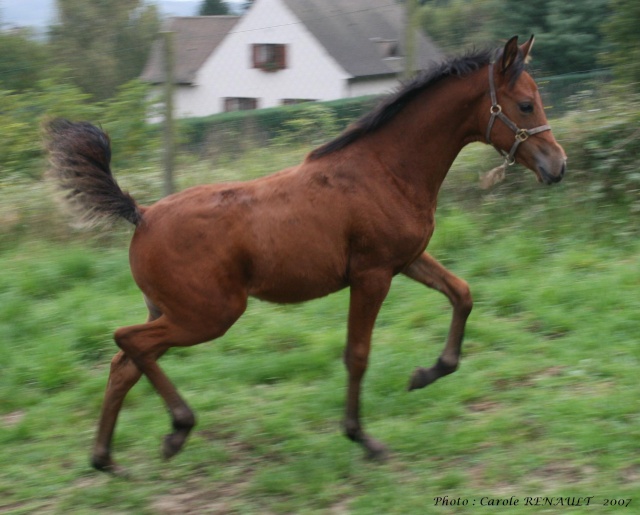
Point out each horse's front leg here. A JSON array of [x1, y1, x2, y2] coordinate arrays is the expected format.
[[402, 252, 473, 390], [343, 269, 392, 460]]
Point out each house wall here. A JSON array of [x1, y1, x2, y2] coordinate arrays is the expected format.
[[173, 0, 352, 118]]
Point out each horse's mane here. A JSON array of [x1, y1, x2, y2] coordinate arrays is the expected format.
[[309, 46, 515, 160]]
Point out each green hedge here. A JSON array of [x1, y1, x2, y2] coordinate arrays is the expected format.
[[178, 95, 380, 150]]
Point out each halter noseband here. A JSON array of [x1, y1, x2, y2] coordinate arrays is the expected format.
[[485, 63, 550, 165]]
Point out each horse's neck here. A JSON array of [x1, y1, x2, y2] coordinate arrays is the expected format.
[[367, 71, 486, 202]]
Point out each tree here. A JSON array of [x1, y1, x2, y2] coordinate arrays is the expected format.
[[199, 0, 230, 15], [49, 0, 160, 100], [601, 0, 640, 87], [419, 0, 612, 76], [418, 0, 498, 54], [488, 0, 611, 75], [0, 30, 51, 91]]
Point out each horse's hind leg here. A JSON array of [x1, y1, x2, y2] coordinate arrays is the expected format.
[[113, 294, 246, 463], [112, 319, 198, 461], [91, 299, 162, 474], [402, 252, 473, 390], [91, 351, 143, 474]]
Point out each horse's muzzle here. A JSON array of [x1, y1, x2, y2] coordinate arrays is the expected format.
[[538, 159, 566, 185]]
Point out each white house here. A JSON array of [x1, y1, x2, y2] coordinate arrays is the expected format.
[[141, 0, 442, 118]]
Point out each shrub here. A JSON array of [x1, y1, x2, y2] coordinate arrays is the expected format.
[[0, 79, 158, 180], [559, 84, 640, 211], [275, 103, 338, 146]]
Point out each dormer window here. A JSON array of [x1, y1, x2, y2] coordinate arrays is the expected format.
[[252, 44, 287, 72], [370, 38, 401, 59]]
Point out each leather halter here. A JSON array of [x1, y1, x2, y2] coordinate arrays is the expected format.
[[485, 63, 551, 165]]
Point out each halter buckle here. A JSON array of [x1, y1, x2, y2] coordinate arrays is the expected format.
[[515, 129, 529, 142]]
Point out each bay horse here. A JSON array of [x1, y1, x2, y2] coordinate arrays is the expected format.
[[46, 36, 566, 475]]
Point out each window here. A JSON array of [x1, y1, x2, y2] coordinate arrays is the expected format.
[[224, 97, 258, 112], [252, 44, 287, 72], [370, 38, 401, 60]]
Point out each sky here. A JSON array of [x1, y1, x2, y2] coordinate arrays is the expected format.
[[1, 0, 244, 29]]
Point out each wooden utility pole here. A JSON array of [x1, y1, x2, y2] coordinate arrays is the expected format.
[[404, 0, 418, 80], [162, 30, 175, 197]]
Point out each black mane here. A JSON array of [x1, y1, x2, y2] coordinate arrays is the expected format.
[[309, 47, 501, 160]]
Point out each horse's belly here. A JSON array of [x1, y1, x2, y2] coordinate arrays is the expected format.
[[250, 278, 348, 304], [249, 242, 347, 303]]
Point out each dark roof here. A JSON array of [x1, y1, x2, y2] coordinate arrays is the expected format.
[[140, 16, 239, 84], [282, 0, 443, 78]]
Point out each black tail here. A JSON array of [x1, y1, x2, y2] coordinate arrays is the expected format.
[[45, 119, 143, 227]]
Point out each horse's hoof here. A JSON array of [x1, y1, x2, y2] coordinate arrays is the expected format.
[[363, 437, 390, 462], [408, 359, 458, 391], [91, 455, 130, 478], [162, 433, 185, 460], [407, 366, 434, 391], [367, 447, 390, 462]]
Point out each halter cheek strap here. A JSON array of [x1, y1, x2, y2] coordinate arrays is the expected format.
[[485, 63, 551, 165]]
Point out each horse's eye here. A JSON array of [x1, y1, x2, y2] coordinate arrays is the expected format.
[[519, 102, 534, 114]]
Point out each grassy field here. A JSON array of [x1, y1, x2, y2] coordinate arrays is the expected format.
[[1, 141, 639, 514]]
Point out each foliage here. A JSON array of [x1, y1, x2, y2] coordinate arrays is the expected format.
[[0, 81, 97, 180], [198, 0, 231, 15], [275, 103, 339, 146], [419, 0, 611, 76], [418, 0, 498, 53], [490, 0, 611, 75], [0, 79, 158, 180], [0, 31, 52, 92], [600, 0, 640, 88], [49, 0, 160, 101], [559, 85, 640, 213], [99, 80, 162, 171]]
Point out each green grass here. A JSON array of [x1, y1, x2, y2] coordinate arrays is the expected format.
[[1, 145, 640, 514]]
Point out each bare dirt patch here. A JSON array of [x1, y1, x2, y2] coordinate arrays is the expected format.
[[1, 410, 25, 428]]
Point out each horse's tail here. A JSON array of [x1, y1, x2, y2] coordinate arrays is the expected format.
[[45, 118, 143, 227]]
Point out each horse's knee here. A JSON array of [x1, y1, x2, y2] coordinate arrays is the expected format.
[[344, 345, 370, 373]]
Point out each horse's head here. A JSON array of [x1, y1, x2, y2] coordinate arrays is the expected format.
[[484, 35, 566, 184]]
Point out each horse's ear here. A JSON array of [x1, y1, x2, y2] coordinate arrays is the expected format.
[[520, 34, 535, 64], [501, 35, 520, 74]]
